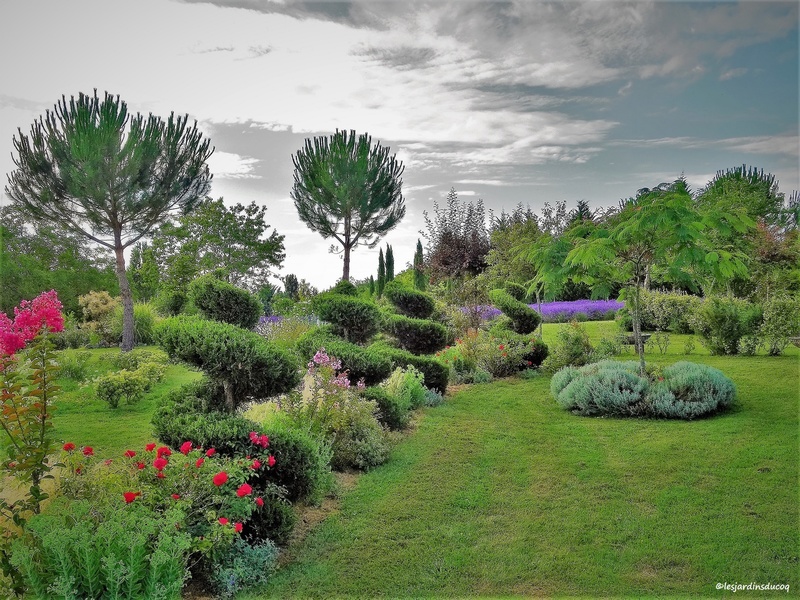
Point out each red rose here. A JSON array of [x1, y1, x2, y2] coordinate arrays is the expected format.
[[153, 457, 168, 471], [75, 466, 82, 475], [157, 471, 166, 479], [104, 459, 113, 466], [195, 458, 204, 468], [145, 443, 156, 452], [123, 491, 140, 504], [236, 483, 252, 497], [136, 462, 146, 470], [267, 455, 276, 467], [234, 522, 243, 533], [255, 497, 264, 507], [251, 459, 261, 470], [123, 450, 136, 458], [82, 446, 94, 456], [171, 494, 181, 500], [179, 441, 193, 455], [205, 448, 216, 457], [156, 446, 171, 458], [63, 442, 75, 452], [213, 471, 228, 486], [218, 517, 229, 525]]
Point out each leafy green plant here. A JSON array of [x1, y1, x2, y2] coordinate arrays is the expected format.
[[108, 348, 168, 371], [758, 295, 800, 355], [109, 302, 160, 345], [541, 321, 594, 373], [96, 369, 149, 408], [488, 288, 541, 334], [212, 537, 279, 598], [362, 386, 411, 431], [683, 336, 696, 355], [188, 274, 263, 330], [383, 281, 435, 319], [57, 349, 93, 381], [693, 296, 762, 355], [384, 314, 448, 355], [311, 293, 382, 344], [369, 343, 449, 393]]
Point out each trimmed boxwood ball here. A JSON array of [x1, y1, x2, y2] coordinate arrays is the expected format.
[[156, 316, 300, 411], [550, 360, 736, 419], [383, 280, 435, 319], [311, 293, 381, 344], [384, 314, 448, 355], [330, 279, 359, 296], [369, 342, 449, 394], [295, 328, 393, 386], [188, 274, 263, 330], [489, 288, 541, 334]]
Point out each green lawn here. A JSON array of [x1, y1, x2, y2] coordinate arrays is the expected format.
[[246, 324, 799, 598]]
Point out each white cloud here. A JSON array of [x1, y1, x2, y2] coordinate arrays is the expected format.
[[207, 151, 261, 179]]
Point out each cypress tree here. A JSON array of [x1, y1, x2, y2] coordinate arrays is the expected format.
[[369, 275, 375, 296], [413, 238, 425, 290], [377, 248, 386, 297], [385, 244, 395, 282]]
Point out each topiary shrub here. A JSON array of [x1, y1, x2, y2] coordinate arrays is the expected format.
[[488, 288, 540, 334], [243, 491, 297, 547], [311, 293, 381, 344], [504, 281, 527, 301], [330, 279, 358, 296], [551, 360, 736, 419], [156, 316, 299, 411], [361, 386, 410, 431], [295, 329, 393, 386], [383, 281, 435, 319], [384, 314, 448, 355], [369, 343, 449, 394], [188, 274, 263, 330]]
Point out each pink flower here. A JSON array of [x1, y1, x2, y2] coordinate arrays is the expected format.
[[236, 483, 252, 497], [156, 446, 171, 458], [195, 458, 205, 468], [255, 497, 264, 507], [213, 472, 228, 486], [104, 459, 113, 466], [123, 491, 140, 504], [251, 459, 261, 470], [218, 517, 229, 525], [63, 442, 75, 452], [123, 449, 136, 458], [157, 471, 166, 479], [136, 462, 146, 470], [179, 441, 193, 455], [145, 443, 156, 452], [153, 457, 168, 471], [171, 494, 181, 500], [82, 446, 94, 457], [205, 448, 216, 457], [267, 455, 276, 468], [234, 522, 243, 533]]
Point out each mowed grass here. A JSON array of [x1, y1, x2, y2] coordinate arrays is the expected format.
[[49, 347, 202, 456], [248, 323, 799, 598]]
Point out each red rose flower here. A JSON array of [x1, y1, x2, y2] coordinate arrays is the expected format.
[[251, 459, 261, 470], [153, 457, 168, 471], [236, 483, 252, 497], [171, 494, 181, 500], [179, 441, 193, 455], [63, 442, 75, 452], [123, 491, 141, 504], [145, 443, 156, 452], [82, 446, 94, 456], [195, 458, 205, 468], [255, 497, 264, 507], [104, 459, 113, 466], [123, 449, 136, 458], [156, 446, 171, 458], [218, 517, 229, 525], [498, 344, 505, 350], [213, 471, 228, 486], [267, 455, 276, 467], [136, 462, 146, 470], [205, 448, 216, 457], [75, 466, 82, 475], [157, 471, 166, 479], [234, 522, 243, 533]]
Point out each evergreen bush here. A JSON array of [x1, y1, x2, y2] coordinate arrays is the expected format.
[[488, 288, 540, 334], [296, 329, 393, 386], [384, 314, 448, 355], [311, 293, 381, 344], [383, 281, 435, 319], [188, 274, 263, 330]]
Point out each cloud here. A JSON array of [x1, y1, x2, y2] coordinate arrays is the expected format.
[[719, 67, 748, 81], [610, 133, 799, 158], [207, 151, 261, 179]]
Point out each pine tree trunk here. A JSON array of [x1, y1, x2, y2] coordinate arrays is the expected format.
[[114, 242, 136, 352], [342, 244, 351, 282]]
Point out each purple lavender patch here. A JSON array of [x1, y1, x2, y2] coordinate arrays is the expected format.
[[531, 299, 624, 322]]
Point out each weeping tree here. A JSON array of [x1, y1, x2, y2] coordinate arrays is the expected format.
[[291, 130, 405, 281], [6, 90, 213, 351]]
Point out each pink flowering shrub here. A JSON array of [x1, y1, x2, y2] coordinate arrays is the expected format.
[[0, 290, 64, 356]]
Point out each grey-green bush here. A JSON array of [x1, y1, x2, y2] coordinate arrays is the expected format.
[[212, 537, 278, 599], [188, 274, 263, 330]]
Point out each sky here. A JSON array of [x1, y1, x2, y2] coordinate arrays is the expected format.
[[0, 0, 798, 290]]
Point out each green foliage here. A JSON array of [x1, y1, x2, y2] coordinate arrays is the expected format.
[[377, 248, 386, 298], [384, 314, 448, 355], [384, 280, 435, 319], [617, 289, 703, 333], [188, 274, 263, 330], [57, 350, 93, 381], [152, 288, 188, 317], [109, 302, 160, 345], [311, 293, 382, 344], [541, 321, 595, 373], [759, 295, 800, 355], [258, 316, 317, 352], [329, 402, 390, 471], [369, 343, 449, 393], [108, 348, 169, 371], [331, 279, 359, 296], [413, 239, 426, 291], [504, 281, 527, 301], [383, 365, 427, 411], [96, 369, 149, 408], [385, 244, 395, 281], [291, 130, 405, 281], [296, 328, 392, 386], [693, 296, 762, 355], [10, 498, 191, 600], [488, 288, 541, 334], [244, 492, 297, 547], [361, 386, 410, 430], [212, 537, 279, 598], [6, 90, 213, 351]]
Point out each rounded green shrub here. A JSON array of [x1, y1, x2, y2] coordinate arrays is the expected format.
[[329, 399, 390, 471], [693, 296, 761, 355], [542, 321, 594, 373], [384, 314, 448, 355], [311, 293, 381, 344], [362, 386, 410, 431], [244, 492, 297, 547], [96, 369, 149, 408], [152, 288, 188, 317], [504, 281, 527, 301], [488, 288, 540, 334], [558, 363, 649, 417], [759, 295, 800, 356], [330, 279, 358, 296], [384, 281, 435, 319], [369, 343, 449, 394], [156, 316, 299, 411], [188, 274, 263, 330], [295, 328, 393, 386]]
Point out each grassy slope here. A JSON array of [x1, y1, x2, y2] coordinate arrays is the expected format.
[[250, 323, 799, 598]]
